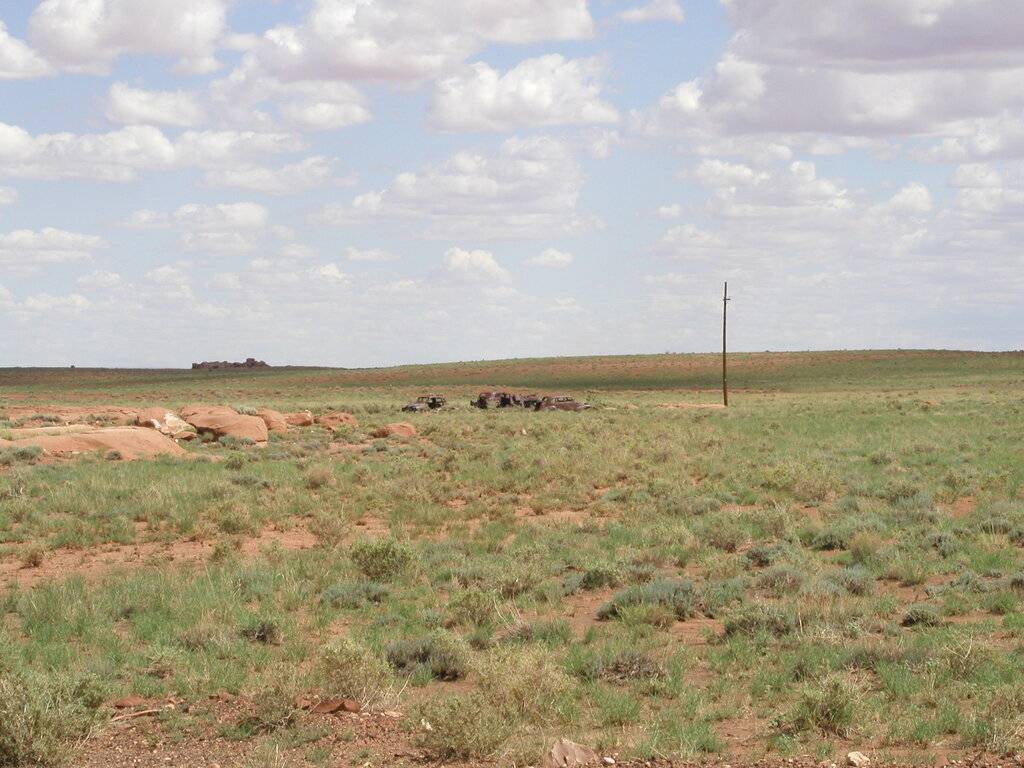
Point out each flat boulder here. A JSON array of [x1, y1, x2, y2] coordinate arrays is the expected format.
[[317, 412, 358, 430], [371, 422, 417, 439], [285, 411, 315, 427], [180, 405, 268, 443], [136, 408, 196, 440], [256, 408, 288, 432], [3, 427, 186, 460]]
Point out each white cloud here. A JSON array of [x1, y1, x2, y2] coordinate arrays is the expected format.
[[620, 0, 684, 24], [443, 247, 510, 281], [123, 202, 272, 255], [202, 156, 340, 195], [0, 227, 105, 265], [0, 20, 53, 79], [320, 136, 596, 239], [526, 247, 573, 267], [638, 1, 1024, 149], [77, 270, 123, 289], [106, 82, 204, 127], [313, 262, 350, 284], [21, 293, 90, 312], [345, 246, 395, 262], [29, 0, 228, 75], [240, 0, 594, 85], [430, 55, 618, 131], [656, 204, 683, 219], [0, 186, 16, 206], [173, 202, 269, 231], [0, 122, 303, 182], [209, 62, 372, 131]]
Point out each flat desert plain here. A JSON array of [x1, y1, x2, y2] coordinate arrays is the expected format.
[[2, 350, 1024, 768]]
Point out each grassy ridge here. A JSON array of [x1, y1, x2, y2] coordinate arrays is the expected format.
[[2, 349, 1022, 402]]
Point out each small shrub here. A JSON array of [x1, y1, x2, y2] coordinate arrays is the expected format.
[[578, 562, 624, 591], [848, 530, 884, 563], [414, 693, 512, 760], [826, 567, 875, 596], [350, 538, 414, 581], [778, 675, 857, 736], [476, 646, 572, 722], [811, 528, 847, 551], [757, 565, 806, 597], [319, 638, 394, 708], [240, 618, 283, 645], [320, 581, 389, 609], [598, 579, 697, 622], [598, 649, 666, 683], [304, 466, 334, 490], [902, 603, 943, 628], [20, 546, 44, 569], [501, 619, 572, 647], [0, 665, 101, 767], [446, 588, 499, 627], [724, 603, 797, 637], [386, 632, 470, 681]]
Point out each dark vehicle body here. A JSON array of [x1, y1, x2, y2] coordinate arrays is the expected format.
[[402, 395, 447, 412], [471, 391, 521, 408], [535, 395, 591, 412]]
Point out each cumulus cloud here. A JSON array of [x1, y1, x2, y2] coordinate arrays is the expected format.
[[443, 247, 510, 281], [620, 0, 684, 24], [430, 55, 618, 131], [320, 136, 596, 239], [238, 0, 594, 85], [526, 247, 573, 267], [656, 204, 683, 219], [123, 202, 272, 255], [345, 246, 395, 262], [29, 0, 228, 75], [637, 0, 1024, 152], [209, 61, 372, 131], [0, 122, 303, 182], [106, 83, 204, 127], [0, 20, 53, 79], [202, 156, 341, 195], [21, 293, 90, 312], [77, 270, 123, 289], [0, 227, 105, 265]]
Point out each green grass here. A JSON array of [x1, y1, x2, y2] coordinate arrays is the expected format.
[[1, 350, 1024, 763]]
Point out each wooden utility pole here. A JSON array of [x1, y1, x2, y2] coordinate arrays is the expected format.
[[722, 282, 730, 406]]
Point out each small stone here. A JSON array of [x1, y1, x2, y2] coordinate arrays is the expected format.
[[602, 758, 615, 766], [848, 751, 870, 768]]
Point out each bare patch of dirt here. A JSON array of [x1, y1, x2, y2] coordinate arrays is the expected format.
[[944, 495, 977, 519], [2, 405, 140, 425], [670, 617, 725, 647], [1, 526, 317, 588]]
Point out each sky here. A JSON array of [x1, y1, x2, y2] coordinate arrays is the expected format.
[[1, 0, 1022, 368]]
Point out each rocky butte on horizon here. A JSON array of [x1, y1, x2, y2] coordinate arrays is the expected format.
[[191, 358, 270, 370]]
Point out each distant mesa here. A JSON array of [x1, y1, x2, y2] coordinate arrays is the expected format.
[[191, 358, 270, 370]]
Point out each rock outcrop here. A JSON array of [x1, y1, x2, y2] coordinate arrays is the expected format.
[[370, 422, 417, 439], [179, 405, 268, 443], [2, 427, 187, 460], [317, 412, 359, 430], [191, 358, 269, 370]]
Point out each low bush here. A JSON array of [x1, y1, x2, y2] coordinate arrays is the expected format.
[[320, 581, 389, 609], [597, 579, 697, 622], [386, 632, 470, 681], [350, 538, 414, 581], [319, 638, 395, 708], [413, 693, 512, 760]]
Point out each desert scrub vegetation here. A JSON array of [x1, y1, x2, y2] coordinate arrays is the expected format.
[[2, 351, 1024, 762]]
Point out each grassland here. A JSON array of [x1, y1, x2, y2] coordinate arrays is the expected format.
[[1, 350, 1023, 767]]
